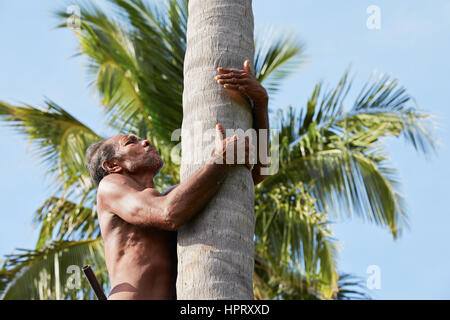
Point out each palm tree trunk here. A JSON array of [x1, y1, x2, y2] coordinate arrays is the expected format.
[[177, 0, 255, 299]]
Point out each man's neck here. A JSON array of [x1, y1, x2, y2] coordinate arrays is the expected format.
[[123, 170, 155, 190]]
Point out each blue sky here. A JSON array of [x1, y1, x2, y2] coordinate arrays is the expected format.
[[1, 0, 449, 299]]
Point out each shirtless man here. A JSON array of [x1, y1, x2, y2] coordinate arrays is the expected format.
[[84, 60, 269, 300]]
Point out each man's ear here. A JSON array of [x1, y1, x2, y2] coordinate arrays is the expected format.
[[102, 159, 122, 174]]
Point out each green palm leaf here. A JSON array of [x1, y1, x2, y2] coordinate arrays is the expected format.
[[34, 197, 100, 250], [1, 239, 106, 300], [0, 100, 100, 193], [262, 70, 436, 238], [255, 27, 306, 96], [55, 0, 186, 146], [335, 273, 371, 300], [254, 182, 339, 299]]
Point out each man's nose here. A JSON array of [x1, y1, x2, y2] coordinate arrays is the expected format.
[[142, 140, 151, 147]]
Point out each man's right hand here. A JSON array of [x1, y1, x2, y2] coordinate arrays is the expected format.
[[213, 124, 255, 170]]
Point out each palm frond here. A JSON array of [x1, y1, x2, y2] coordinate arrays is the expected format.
[[254, 27, 306, 96], [261, 70, 436, 238], [0, 100, 100, 193], [335, 273, 372, 300], [33, 196, 100, 250], [1, 239, 106, 300], [55, 0, 186, 146], [254, 256, 322, 300], [254, 182, 339, 299]]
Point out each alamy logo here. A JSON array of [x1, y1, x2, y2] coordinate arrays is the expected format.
[[66, 5, 81, 30], [66, 265, 82, 290], [170, 124, 280, 176], [366, 5, 381, 30], [366, 265, 382, 290]]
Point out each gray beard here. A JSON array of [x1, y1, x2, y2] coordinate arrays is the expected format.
[[143, 154, 165, 176], [127, 154, 164, 176], [152, 156, 165, 176]]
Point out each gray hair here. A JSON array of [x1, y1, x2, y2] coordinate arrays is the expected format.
[[85, 139, 117, 187]]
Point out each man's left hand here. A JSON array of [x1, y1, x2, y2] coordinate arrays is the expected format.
[[216, 60, 268, 107]]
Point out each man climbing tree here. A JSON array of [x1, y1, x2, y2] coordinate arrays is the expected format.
[[83, 59, 268, 299]]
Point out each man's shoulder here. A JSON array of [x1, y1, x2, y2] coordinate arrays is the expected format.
[[100, 173, 135, 186], [97, 175, 138, 207], [98, 174, 165, 201], [98, 174, 137, 193], [97, 175, 145, 220]]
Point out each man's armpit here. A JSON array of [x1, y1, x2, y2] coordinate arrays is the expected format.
[[162, 185, 179, 196]]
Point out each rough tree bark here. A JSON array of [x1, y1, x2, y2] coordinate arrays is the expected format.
[[177, 0, 255, 300]]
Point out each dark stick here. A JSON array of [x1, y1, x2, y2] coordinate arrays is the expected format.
[[82, 265, 107, 300]]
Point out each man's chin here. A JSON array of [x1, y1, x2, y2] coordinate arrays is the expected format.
[[148, 157, 164, 175]]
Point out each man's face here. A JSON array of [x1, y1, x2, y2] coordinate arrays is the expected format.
[[108, 134, 164, 174]]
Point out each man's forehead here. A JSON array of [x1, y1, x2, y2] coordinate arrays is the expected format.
[[105, 135, 134, 147], [111, 134, 138, 141]]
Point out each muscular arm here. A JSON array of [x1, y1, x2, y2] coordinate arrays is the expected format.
[[98, 155, 231, 231]]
